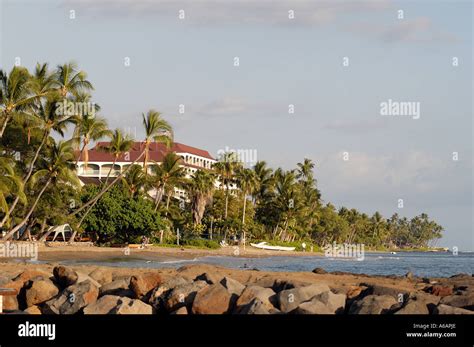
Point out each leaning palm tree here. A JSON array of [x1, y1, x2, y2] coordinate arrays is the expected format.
[[0, 96, 74, 229], [0, 158, 26, 227], [100, 129, 134, 184], [3, 140, 80, 240], [73, 114, 111, 171], [0, 66, 39, 138], [236, 167, 258, 248], [187, 170, 215, 225], [52, 62, 93, 98], [121, 164, 147, 198], [149, 152, 185, 212], [142, 110, 173, 174]]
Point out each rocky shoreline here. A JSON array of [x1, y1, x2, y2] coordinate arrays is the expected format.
[[0, 263, 472, 315]]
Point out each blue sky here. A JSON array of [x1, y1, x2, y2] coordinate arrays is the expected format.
[[1, 0, 472, 250]]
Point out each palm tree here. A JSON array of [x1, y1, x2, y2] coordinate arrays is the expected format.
[[213, 152, 241, 219], [0, 66, 39, 138], [149, 152, 185, 212], [73, 114, 111, 171], [0, 97, 74, 229], [121, 164, 146, 198], [236, 167, 258, 248], [3, 140, 80, 240], [141, 110, 173, 174], [187, 170, 215, 225], [52, 62, 93, 98], [101, 129, 134, 184], [253, 161, 274, 205], [0, 158, 26, 226]]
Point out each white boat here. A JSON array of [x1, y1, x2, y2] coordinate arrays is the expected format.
[[250, 242, 296, 251]]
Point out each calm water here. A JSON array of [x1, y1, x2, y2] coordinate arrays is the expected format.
[[58, 252, 473, 278]]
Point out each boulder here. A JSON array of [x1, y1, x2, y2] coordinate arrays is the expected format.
[[346, 286, 366, 300], [277, 284, 330, 313], [23, 305, 42, 315], [362, 283, 410, 300], [148, 276, 190, 310], [170, 306, 188, 315], [192, 283, 232, 314], [164, 280, 208, 312], [111, 297, 153, 314], [237, 298, 271, 314], [433, 304, 474, 315], [43, 280, 99, 314], [440, 293, 474, 310], [394, 299, 430, 314], [427, 285, 453, 297], [83, 295, 122, 314], [312, 291, 346, 313], [2, 281, 22, 311], [53, 266, 78, 288], [312, 267, 327, 274], [13, 269, 50, 283], [235, 286, 276, 313], [194, 272, 222, 285], [220, 277, 245, 295], [349, 295, 397, 314], [293, 299, 334, 314], [76, 272, 101, 288], [25, 278, 59, 307], [88, 268, 113, 285], [99, 278, 132, 297], [130, 273, 162, 299], [405, 272, 414, 280]]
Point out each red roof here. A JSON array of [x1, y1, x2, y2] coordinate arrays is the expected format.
[[75, 142, 214, 163]]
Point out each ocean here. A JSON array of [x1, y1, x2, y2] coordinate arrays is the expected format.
[[58, 251, 473, 278]]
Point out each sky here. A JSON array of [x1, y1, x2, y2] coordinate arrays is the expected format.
[[0, 0, 472, 250]]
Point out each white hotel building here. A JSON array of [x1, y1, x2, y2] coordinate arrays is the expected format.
[[75, 141, 217, 198]]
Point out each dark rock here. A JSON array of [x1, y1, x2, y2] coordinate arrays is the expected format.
[[194, 272, 222, 285], [53, 266, 78, 288], [440, 293, 474, 310], [99, 278, 132, 297], [293, 290, 346, 314], [164, 280, 208, 312], [312, 267, 327, 274], [433, 304, 474, 314], [43, 280, 99, 314], [277, 283, 330, 313], [349, 295, 397, 314]]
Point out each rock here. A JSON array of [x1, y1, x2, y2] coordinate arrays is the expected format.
[[25, 278, 59, 307], [192, 283, 232, 314], [277, 284, 330, 313], [130, 273, 162, 299], [148, 276, 190, 310], [0, 276, 10, 286], [450, 273, 470, 279], [235, 286, 276, 313], [312, 267, 327, 274], [53, 266, 78, 288], [346, 286, 366, 300], [13, 269, 51, 283], [363, 283, 410, 300], [440, 293, 474, 310], [99, 278, 132, 297], [395, 298, 430, 314], [422, 278, 431, 284], [24, 305, 42, 315], [349, 295, 397, 314], [293, 299, 334, 314], [2, 281, 22, 311], [76, 272, 101, 288], [194, 272, 221, 285], [164, 280, 208, 312], [433, 304, 474, 315], [83, 295, 122, 314], [111, 297, 153, 314], [43, 280, 99, 314], [313, 291, 346, 313], [170, 306, 188, 315], [238, 298, 272, 314], [220, 277, 245, 297], [428, 285, 453, 297], [88, 268, 113, 285], [405, 272, 414, 280]]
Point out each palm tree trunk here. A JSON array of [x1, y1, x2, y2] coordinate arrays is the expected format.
[[153, 184, 165, 212], [0, 131, 49, 229], [74, 142, 87, 166], [165, 192, 171, 215], [2, 177, 52, 240], [242, 193, 247, 249], [0, 113, 12, 138], [224, 183, 229, 219], [70, 150, 145, 217], [104, 156, 118, 185]]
